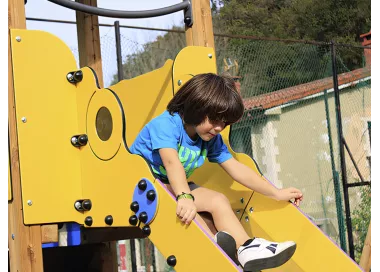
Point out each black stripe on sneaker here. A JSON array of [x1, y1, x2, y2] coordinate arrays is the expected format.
[[266, 246, 277, 254], [270, 243, 278, 248], [238, 244, 260, 254], [242, 239, 254, 246]]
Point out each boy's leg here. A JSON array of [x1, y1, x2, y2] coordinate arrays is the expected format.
[[191, 187, 250, 247], [198, 212, 218, 235], [163, 184, 216, 237], [191, 187, 296, 271]]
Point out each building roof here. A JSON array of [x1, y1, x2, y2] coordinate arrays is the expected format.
[[243, 67, 371, 110]]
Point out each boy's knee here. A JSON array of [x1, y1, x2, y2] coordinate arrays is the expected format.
[[211, 192, 231, 211]]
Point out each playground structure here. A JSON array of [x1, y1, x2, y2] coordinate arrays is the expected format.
[[8, 1, 369, 271]]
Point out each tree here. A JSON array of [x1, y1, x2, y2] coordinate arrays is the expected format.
[[351, 186, 371, 263], [110, 28, 186, 85]]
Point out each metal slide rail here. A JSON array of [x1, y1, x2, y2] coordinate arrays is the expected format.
[[47, 0, 193, 26]]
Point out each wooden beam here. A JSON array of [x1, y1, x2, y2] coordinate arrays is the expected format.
[[41, 225, 58, 244], [75, 2, 117, 271], [359, 221, 371, 272], [8, 1, 44, 271], [185, 0, 215, 48], [76, 0, 104, 87]]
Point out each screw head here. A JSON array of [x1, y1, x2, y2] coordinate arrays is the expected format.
[[11, 234, 15, 240], [16, 36, 21, 42], [236, 210, 240, 214], [177, 80, 182, 86], [71, 136, 78, 145], [249, 207, 254, 213], [85, 216, 93, 226], [139, 212, 148, 224], [84, 216, 93, 227], [27, 200, 32, 206], [208, 53, 213, 59], [245, 216, 249, 222], [82, 199, 92, 211], [74, 201, 82, 211], [130, 201, 139, 213], [105, 215, 113, 226], [240, 197, 244, 204], [21, 117, 27, 123], [167, 255, 177, 267], [142, 225, 151, 237], [138, 180, 147, 191], [146, 190, 156, 201], [129, 215, 138, 226]]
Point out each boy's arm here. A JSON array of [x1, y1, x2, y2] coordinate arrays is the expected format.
[[220, 157, 303, 205], [159, 148, 197, 224], [159, 148, 191, 196]]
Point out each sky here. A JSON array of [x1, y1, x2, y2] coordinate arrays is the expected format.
[[25, 0, 186, 86]]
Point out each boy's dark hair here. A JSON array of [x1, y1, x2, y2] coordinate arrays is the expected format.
[[167, 73, 244, 126]]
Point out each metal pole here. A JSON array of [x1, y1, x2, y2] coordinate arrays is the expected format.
[[323, 90, 347, 251], [48, 0, 191, 19], [331, 41, 355, 259], [130, 239, 137, 272], [114, 21, 123, 82], [342, 138, 365, 183]]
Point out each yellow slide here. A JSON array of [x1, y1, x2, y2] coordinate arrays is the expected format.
[[10, 29, 363, 271]]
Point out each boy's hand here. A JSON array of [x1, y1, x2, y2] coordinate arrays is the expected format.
[[275, 187, 304, 207], [177, 198, 197, 225]]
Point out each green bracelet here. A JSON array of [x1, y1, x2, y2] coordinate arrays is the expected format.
[[176, 192, 195, 201]]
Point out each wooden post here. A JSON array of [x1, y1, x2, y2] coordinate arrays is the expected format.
[[185, 0, 215, 48], [76, 0, 104, 87], [75, 1, 117, 271], [359, 221, 371, 272], [8, 0, 44, 271]]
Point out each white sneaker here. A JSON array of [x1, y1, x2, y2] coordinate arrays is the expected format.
[[237, 238, 296, 271]]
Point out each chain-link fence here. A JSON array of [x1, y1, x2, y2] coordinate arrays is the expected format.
[[26, 17, 370, 269], [105, 29, 371, 266], [220, 36, 371, 262]]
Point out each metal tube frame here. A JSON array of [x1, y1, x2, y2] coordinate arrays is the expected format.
[[323, 90, 347, 251], [114, 21, 123, 82], [331, 40, 355, 259], [342, 138, 366, 183], [48, 0, 193, 26]]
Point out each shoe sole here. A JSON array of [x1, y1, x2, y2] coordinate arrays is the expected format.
[[243, 244, 297, 272], [216, 232, 240, 265]]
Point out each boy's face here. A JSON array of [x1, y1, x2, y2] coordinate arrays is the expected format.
[[195, 117, 226, 141]]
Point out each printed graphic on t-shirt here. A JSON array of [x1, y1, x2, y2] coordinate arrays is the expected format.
[[151, 144, 208, 180]]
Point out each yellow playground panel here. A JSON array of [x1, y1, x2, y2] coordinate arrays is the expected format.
[[10, 29, 363, 271]]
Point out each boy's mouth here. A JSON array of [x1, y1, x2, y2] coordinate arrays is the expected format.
[[208, 132, 216, 137]]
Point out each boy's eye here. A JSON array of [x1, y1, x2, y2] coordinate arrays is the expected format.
[[211, 120, 227, 127]]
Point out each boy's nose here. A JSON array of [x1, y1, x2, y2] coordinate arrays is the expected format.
[[214, 125, 224, 132]]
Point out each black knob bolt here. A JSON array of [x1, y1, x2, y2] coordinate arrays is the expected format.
[[67, 70, 83, 84], [78, 134, 88, 146], [184, 17, 192, 26], [129, 215, 138, 226], [130, 201, 139, 213], [139, 212, 148, 224], [146, 190, 156, 201], [82, 199, 92, 211], [167, 255, 177, 267], [105, 215, 113, 225], [142, 225, 151, 237], [138, 180, 147, 191], [84, 216, 93, 226]]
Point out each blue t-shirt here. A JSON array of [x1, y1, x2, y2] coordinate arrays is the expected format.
[[130, 111, 232, 183]]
